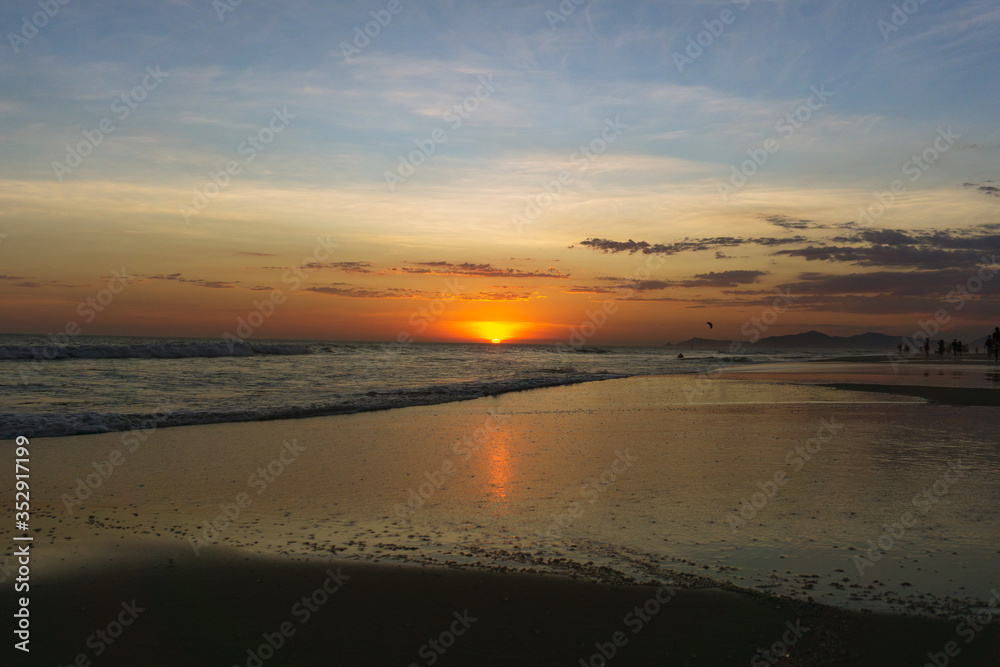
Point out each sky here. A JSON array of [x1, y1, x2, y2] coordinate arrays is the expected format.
[[1, 0, 998, 344]]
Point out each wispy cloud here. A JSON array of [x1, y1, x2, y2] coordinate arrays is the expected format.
[[387, 262, 569, 279], [577, 236, 805, 256], [304, 261, 376, 274], [145, 273, 238, 289]]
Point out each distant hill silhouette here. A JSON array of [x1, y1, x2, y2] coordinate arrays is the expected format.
[[675, 330, 899, 349]]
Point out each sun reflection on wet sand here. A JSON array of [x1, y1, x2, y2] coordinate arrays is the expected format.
[[486, 439, 512, 515]]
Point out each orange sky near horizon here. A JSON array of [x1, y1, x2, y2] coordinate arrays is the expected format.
[[5, 234, 996, 345], [2, 181, 998, 344]]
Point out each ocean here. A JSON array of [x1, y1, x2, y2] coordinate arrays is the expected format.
[[1, 333, 840, 439]]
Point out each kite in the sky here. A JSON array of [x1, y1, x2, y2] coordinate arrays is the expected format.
[[706, 322, 713, 329]]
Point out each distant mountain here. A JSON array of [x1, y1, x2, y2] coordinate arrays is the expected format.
[[674, 330, 900, 349]]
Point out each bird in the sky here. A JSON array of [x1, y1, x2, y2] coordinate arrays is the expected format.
[[707, 322, 713, 329]]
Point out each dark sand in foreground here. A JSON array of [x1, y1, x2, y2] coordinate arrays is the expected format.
[[17, 541, 1000, 666]]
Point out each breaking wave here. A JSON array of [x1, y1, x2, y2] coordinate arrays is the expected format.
[[0, 341, 314, 361], [0, 372, 625, 439]]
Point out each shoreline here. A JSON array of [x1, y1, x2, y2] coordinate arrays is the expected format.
[[715, 359, 1000, 406], [7, 354, 1000, 440], [821, 382, 1000, 406], [813, 353, 1000, 365]]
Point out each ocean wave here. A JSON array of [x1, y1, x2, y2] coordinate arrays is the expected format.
[[0, 341, 314, 361], [0, 373, 628, 439], [549, 346, 611, 354]]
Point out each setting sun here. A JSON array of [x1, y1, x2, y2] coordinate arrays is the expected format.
[[451, 321, 535, 344]]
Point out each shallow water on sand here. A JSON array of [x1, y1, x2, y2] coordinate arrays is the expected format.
[[22, 371, 1000, 618], [374, 378, 999, 617]]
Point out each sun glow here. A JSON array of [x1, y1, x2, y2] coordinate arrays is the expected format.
[[453, 321, 533, 344]]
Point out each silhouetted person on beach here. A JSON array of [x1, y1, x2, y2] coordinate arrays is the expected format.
[[993, 327, 1000, 362], [937, 340, 946, 356], [923, 339, 930, 360]]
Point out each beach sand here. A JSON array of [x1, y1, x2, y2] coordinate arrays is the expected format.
[[4, 362, 999, 665], [18, 540, 1000, 666]]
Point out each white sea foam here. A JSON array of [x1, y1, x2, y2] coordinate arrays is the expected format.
[[0, 341, 314, 361]]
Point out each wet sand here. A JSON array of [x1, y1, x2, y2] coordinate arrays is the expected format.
[[721, 360, 1000, 404], [4, 362, 1000, 665]]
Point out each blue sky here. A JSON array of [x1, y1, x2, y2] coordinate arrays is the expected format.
[[5, 0, 998, 183], [1, 0, 999, 341]]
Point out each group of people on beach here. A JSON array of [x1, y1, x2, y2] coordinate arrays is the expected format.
[[897, 328, 1000, 361], [986, 327, 1000, 361]]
